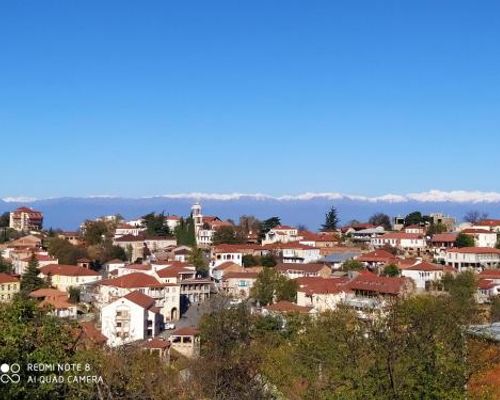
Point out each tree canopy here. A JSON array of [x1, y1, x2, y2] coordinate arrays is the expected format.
[[322, 206, 340, 231]]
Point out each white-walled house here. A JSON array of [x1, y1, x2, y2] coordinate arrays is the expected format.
[[296, 277, 349, 312], [444, 247, 500, 271], [400, 261, 446, 290], [262, 225, 299, 246], [371, 232, 426, 253], [472, 219, 500, 233], [97, 272, 180, 320], [38, 264, 100, 292], [265, 242, 321, 263], [461, 229, 498, 248], [101, 291, 163, 347]]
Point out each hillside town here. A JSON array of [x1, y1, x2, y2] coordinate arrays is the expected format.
[[1, 203, 500, 398], [2, 205, 500, 341]]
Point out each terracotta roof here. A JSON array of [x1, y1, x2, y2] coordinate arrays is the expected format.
[[379, 232, 423, 240], [347, 273, 408, 295], [79, 322, 107, 345], [172, 326, 200, 336], [0, 273, 19, 284], [20, 254, 55, 262], [223, 271, 259, 279], [143, 337, 170, 349], [156, 266, 195, 278], [276, 263, 328, 274], [402, 261, 444, 271], [124, 263, 152, 271], [115, 234, 174, 242], [431, 233, 458, 243], [296, 276, 349, 295], [357, 250, 397, 262], [478, 279, 498, 290], [462, 229, 495, 234], [213, 244, 264, 253], [29, 288, 67, 298], [476, 219, 500, 227], [123, 291, 156, 309], [479, 269, 500, 279], [213, 262, 242, 271], [105, 259, 125, 264], [265, 300, 313, 314], [39, 264, 100, 277], [39, 296, 74, 310], [299, 231, 339, 242], [446, 247, 500, 254], [272, 225, 295, 230], [264, 242, 319, 251], [99, 272, 164, 288]]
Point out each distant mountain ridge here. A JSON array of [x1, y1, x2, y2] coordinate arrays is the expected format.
[[1, 191, 500, 230]]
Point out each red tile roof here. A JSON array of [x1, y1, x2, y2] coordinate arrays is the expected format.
[[0, 273, 19, 284], [476, 219, 500, 227], [223, 271, 259, 279], [379, 232, 423, 240], [39, 264, 100, 277], [99, 272, 164, 288], [347, 273, 408, 295], [143, 337, 170, 349], [29, 288, 67, 298], [357, 250, 397, 263], [264, 300, 313, 314], [79, 322, 107, 345], [478, 279, 497, 290], [156, 266, 195, 278], [264, 242, 319, 251], [479, 269, 500, 279], [431, 233, 458, 243], [296, 276, 349, 295], [402, 261, 444, 271], [276, 263, 328, 274], [124, 290, 156, 309], [462, 229, 495, 234], [446, 247, 500, 254], [172, 326, 200, 336]]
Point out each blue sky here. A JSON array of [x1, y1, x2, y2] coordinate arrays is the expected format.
[[1, 0, 499, 199]]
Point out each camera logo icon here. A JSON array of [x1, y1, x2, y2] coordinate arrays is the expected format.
[[0, 363, 21, 384]]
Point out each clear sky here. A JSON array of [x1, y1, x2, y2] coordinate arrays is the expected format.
[[1, 0, 499, 199]]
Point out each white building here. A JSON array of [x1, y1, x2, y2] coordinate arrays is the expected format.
[[9, 207, 43, 231], [38, 264, 100, 292], [444, 247, 500, 271], [371, 232, 427, 253], [400, 261, 446, 290], [266, 242, 321, 264], [461, 229, 498, 248], [296, 277, 349, 313], [262, 225, 299, 246], [101, 291, 163, 347]]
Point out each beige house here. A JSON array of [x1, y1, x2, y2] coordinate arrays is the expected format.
[[39, 264, 100, 292], [221, 271, 259, 299], [169, 327, 200, 358], [0, 273, 20, 302]]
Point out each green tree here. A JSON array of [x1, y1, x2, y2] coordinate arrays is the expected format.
[[251, 267, 297, 305], [382, 263, 400, 277], [0, 211, 9, 227], [142, 212, 171, 237], [47, 237, 87, 265], [404, 211, 423, 226], [242, 254, 259, 267], [212, 225, 245, 245], [427, 222, 448, 235], [368, 213, 392, 230], [174, 216, 196, 246], [189, 247, 208, 276], [455, 232, 475, 248], [341, 259, 364, 272], [68, 286, 81, 303], [322, 205, 340, 231], [20, 254, 46, 295], [490, 296, 500, 322], [82, 220, 110, 245], [0, 255, 13, 274], [259, 217, 281, 241], [260, 253, 277, 267]]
